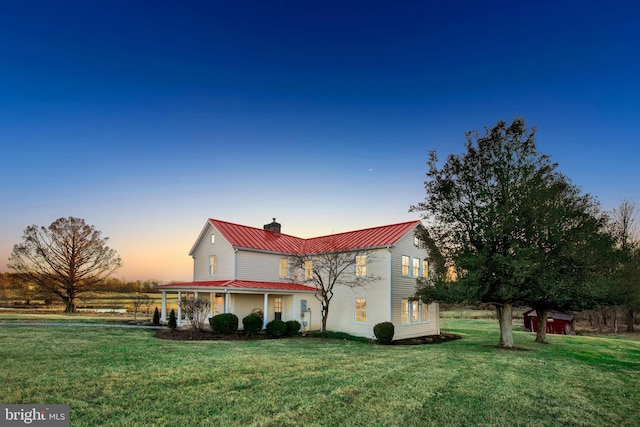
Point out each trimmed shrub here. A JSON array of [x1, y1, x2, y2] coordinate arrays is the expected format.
[[285, 320, 301, 336], [266, 319, 286, 338], [210, 313, 239, 334], [152, 307, 160, 325], [373, 322, 395, 344], [243, 314, 263, 336], [168, 309, 177, 331]]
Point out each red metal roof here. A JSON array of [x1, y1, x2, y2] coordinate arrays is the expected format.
[[208, 218, 421, 254], [157, 280, 317, 292]]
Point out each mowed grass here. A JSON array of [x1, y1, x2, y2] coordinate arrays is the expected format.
[[1, 320, 639, 426]]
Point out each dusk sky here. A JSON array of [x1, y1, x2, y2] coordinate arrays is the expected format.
[[1, 1, 638, 282]]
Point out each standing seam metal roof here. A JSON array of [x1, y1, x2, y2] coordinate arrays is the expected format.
[[209, 218, 422, 254]]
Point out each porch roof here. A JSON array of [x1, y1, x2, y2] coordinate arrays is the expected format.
[[156, 280, 317, 293]]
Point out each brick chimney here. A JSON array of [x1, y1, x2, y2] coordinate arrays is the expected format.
[[263, 218, 281, 234]]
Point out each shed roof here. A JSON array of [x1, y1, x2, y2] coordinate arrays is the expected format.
[[523, 309, 576, 321], [157, 280, 317, 293]]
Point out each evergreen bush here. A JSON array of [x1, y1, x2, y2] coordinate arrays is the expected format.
[[168, 309, 177, 331], [242, 314, 263, 336], [152, 307, 160, 325], [285, 320, 301, 336], [210, 313, 239, 334], [373, 322, 395, 344], [266, 319, 286, 337]]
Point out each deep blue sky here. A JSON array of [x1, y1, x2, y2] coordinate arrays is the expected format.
[[2, 1, 639, 280]]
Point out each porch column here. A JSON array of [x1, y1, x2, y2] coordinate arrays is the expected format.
[[263, 293, 269, 329], [194, 291, 198, 300], [160, 291, 167, 322], [177, 291, 182, 327], [224, 291, 229, 313]]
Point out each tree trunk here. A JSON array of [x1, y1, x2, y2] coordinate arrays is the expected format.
[[495, 303, 514, 348], [534, 307, 548, 344], [626, 309, 635, 332], [321, 302, 329, 332], [64, 298, 76, 313]]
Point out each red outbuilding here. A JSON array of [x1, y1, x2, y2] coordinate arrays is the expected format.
[[523, 308, 576, 335]]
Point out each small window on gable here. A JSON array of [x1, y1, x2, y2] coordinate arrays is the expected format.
[[356, 255, 367, 277], [401, 256, 409, 276], [210, 234, 215, 244], [279, 258, 289, 277]]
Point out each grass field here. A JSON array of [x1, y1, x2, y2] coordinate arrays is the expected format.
[[1, 318, 639, 426]]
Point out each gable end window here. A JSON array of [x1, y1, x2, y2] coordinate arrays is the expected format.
[[210, 234, 215, 244]]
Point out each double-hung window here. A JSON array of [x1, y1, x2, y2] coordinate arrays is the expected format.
[[304, 260, 313, 279], [401, 298, 430, 324], [209, 255, 217, 276], [355, 255, 367, 277], [355, 297, 367, 323], [422, 259, 429, 278], [412, 258, 420, 277], [279, 258, 289, 277], [401, 256, 410, 276]]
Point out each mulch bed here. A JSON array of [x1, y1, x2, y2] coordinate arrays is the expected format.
[[155, 329, 461, 345]]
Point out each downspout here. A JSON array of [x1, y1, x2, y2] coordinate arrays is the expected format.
[[233, 248, 238, 280], [387, 246, 392, 322]]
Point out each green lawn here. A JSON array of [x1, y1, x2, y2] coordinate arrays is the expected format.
[[1, 320, 639, 426]]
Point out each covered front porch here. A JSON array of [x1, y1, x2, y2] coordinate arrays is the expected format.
[[156, 280, 319, 330]]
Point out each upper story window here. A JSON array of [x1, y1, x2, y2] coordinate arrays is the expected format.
[[412, 258, 420, 277], [401, 256, 410, 276], [304, 260, 313, 279], [209, 255, 217, 276], [210, 234, 215, 244], [279, 258, 289, 277], [422, 259, 429, 278], [355, 255, 367, 277]]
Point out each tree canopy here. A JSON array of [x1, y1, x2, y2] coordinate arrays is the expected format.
[[411, 118, 613, 347], [8, 217, 122, 312]]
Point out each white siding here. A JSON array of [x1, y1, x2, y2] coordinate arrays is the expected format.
[[192, 224, 235, 281], [390, 230, 439, 340], [236, 250, 288, 282], [325, 248, 390, 338]]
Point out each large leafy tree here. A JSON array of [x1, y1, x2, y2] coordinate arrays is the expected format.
[[412, 118, 610, 347], [608, 200, 640, 332], [8, 217, 121, 312]]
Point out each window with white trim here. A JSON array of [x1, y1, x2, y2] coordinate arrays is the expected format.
[[210, 234, 215, 244], [401, 256, 409, 276], [355, 297, 367, 323], [304, 260, 313, 279], [209, 255, 217, 275], [422, 259, 429, 278], [412, 258, 420, 277], [279, 258, 289, 277], [421, 302, 429, 322], [401, 298, 430, 324], [356, 255, 367, 277]]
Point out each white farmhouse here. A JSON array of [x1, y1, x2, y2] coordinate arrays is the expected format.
[[157, 218, 439, 340]]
